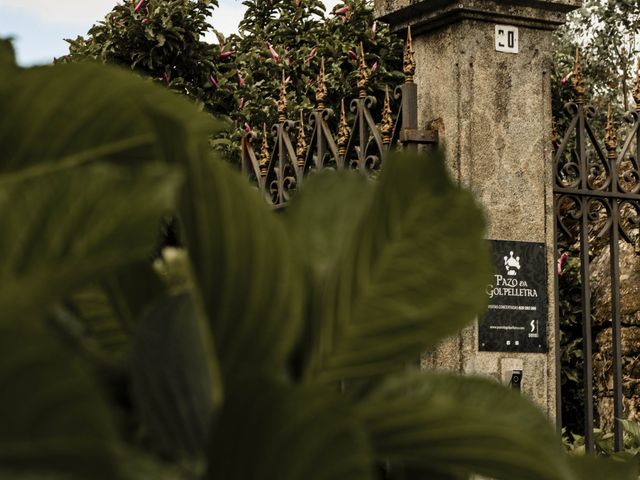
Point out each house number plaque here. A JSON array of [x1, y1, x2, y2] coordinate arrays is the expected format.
[[478, 240, 548, 353], [495, 25, 519, 54]]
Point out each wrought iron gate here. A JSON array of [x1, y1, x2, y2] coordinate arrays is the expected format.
[[241, 28, 437, 207], [553, 50, 640, 452], [238, 28, 640, 456]]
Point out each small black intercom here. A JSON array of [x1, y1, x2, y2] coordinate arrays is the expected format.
[[509, 369, 523, 391]]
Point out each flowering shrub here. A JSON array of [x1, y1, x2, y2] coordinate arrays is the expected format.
[[60, 0, 403, 163], [61, 0, 236, 117]]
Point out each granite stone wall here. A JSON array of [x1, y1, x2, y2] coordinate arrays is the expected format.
[[375, 0, 582, 419], [591, 241, 640, 431]]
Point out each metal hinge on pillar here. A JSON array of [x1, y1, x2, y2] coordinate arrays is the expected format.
[[398, 26, 439, 149], [399, 128, 439, 146]]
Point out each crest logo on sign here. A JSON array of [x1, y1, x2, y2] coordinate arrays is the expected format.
[[504, 251, 521, 276]]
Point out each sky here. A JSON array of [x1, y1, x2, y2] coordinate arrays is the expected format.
[[0, 0, 340, 66]]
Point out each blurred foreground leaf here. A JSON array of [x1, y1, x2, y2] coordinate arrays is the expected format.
[[359, 372, 573, 480], [132, 292, 222, 465], [0, 164, 181, 317], [286, 170, 374, 282], [566, 453, 637, 480], [304, 151, 491, 383], [0, 63, 215, 175], [207, 375, 373, 480], [0, 319, 119, 479], [180, 158, 304, 378]]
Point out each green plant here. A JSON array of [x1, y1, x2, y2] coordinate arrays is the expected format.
[[230, 0, 402, 131], [58, 0, 403, 163], [59, 0, 235, 116], [552, 0, 640, 133], [565, 420, 640, 468], [0, 38, 636, 480], [558, 248, 586, 436]]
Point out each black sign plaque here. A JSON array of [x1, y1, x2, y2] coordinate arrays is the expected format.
[[478, 239, 548, 353]]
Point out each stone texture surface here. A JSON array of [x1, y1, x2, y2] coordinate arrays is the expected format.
[[376, 0, 582, 34], [597, 396, 640, 433], [592, 241, 640, 326], [415, 19, 556, 416], [590, 240, 640, 429], [595, 327, 640, 358], [378, 1, 582, 418]]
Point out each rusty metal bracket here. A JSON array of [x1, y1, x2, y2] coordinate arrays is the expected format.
[[399, 128, 439, 145]]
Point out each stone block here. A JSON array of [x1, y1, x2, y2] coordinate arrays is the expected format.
[[597, 395, 640, 432], [596, 327, 640, 356], [591, 241, 640, 327], [375, 0, 582, 34]]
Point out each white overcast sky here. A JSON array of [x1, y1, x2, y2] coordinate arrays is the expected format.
[[0, 0, 340, 66]]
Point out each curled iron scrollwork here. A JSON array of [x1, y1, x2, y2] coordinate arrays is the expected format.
[[240, 36, 434, 207]]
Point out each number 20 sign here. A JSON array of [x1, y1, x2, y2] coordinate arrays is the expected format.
[[495, 25, 519, 54]]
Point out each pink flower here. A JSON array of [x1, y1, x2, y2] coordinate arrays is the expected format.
[[133, 0, 145, 13], [208, 75, 218, 89], [306, 47, 317, 63], [266, 41, 280, 63], [371, 21, 377, 34], [557, 252, 569, 275], [219, 50, 234, 60], [141, 17, 150, 24], [237, 70, 245, 86], [371, 61, 378, 72], [162, 71, 170, 83], [561, 71, 574, 86], [347, 50, 357, 60], [334, 5, 349, 15], [244, 123, 252, 133], [238, 97, 245, 109]]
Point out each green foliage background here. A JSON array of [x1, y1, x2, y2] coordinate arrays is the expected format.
[[60, 0, 402, 162], [557, 249, 586, 438], [552, 0, 640, 132]]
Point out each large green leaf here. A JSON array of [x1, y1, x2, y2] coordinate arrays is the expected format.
[[0, 164, 181, 317], [118, 449, 195, 480], [49, 261, 169, 370], [567, 454, 637, 480], [286, 170, 374, 281], [305, 150, 492, 383], [207, 375, 374, 480], [101, 260, 168, 330], [357, 371, 636, 480], [0, 318, 119, 479], [179, 157, 304, 378], [0, 59, 223, 316], [131, 292, 223, 464], [0, 38, 17, 74], [0, 62, 215, 176], [285, 170, 374, 379]]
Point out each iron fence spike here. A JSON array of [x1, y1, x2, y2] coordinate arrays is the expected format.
[[403, 25, 416, 83]]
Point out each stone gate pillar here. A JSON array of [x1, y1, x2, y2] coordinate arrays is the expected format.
[[375, 1, 581, 417]]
